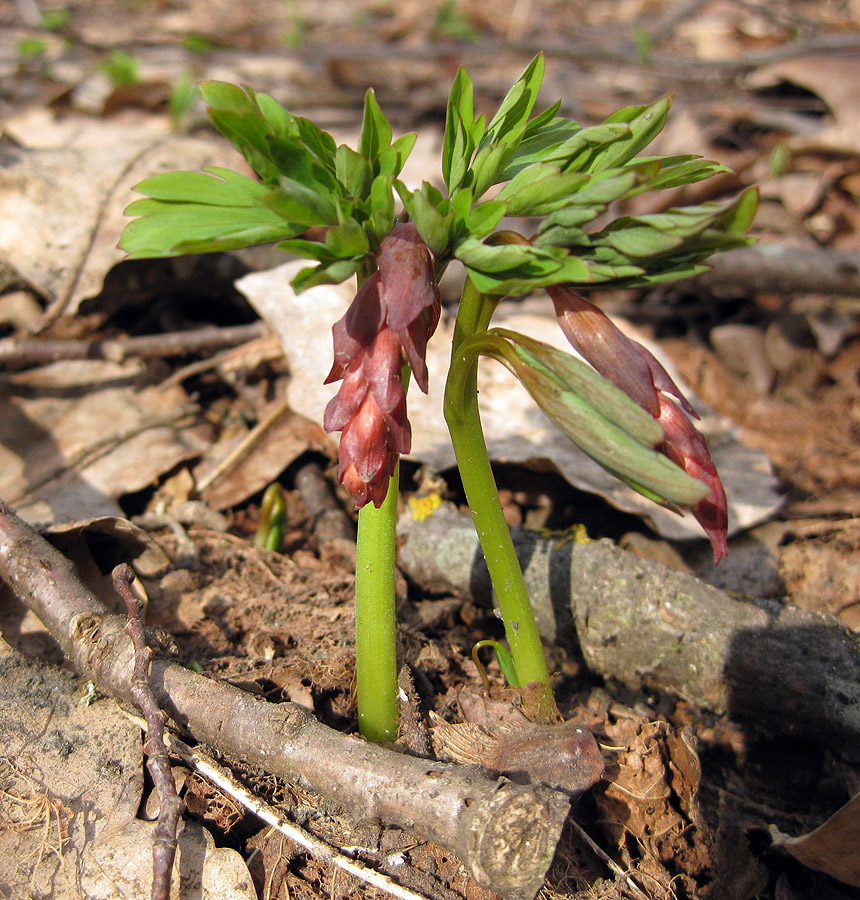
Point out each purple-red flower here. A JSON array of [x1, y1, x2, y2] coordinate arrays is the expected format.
[[324, 223, 440, 508], [547, 285, 728, 564]]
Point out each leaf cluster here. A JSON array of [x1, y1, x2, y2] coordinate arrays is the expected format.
[[120, 55, 757, 298], [121, 82, 415, 290]]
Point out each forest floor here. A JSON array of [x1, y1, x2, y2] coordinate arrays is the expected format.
[[1, 1, 859, 899]]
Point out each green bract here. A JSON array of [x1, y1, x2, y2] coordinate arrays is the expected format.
[[468, 330, 709, 508]]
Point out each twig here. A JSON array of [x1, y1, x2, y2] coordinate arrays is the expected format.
[[687, 243, 860, 298], [646, 0, 712, 46], [194, 396, 292, 495], [0, 498, 570, 900], [114, 564, 183, 900], [566, 820, 651, 900], [154, 727, 434, 900], [0, 322, 269, 367]]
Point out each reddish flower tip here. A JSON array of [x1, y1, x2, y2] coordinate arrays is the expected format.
[[549, 283, 728, 563], [323, 225, 440, 508]]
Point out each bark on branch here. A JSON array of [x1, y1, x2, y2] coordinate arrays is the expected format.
[[0, 499, 569, 900], [689, 243, 860, 297], [397, 503, 860, 762]]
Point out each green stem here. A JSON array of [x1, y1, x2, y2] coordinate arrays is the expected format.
[[444, 279, 554, 708], [354, 459, 401, 742]]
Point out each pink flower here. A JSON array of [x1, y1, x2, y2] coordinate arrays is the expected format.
[[324, 223, 440, 507], [548, 285, 728, 563]]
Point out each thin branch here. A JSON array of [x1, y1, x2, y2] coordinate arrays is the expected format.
[[687, 244, 860, 298], [0, 498, 570, 900], [115, 564, 182, 900], [0, 322, 269, 367], [150, 726, 434, 900]]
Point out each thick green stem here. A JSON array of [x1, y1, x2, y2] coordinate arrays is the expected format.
[[444, 279, 553, 707], [354, 459, 401, 742]]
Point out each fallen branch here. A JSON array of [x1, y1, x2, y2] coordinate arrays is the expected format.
[[397, 502, 860, 762], [0, 498, 570, 900], [0, 322, 269, 367], [689, 243, 860, 298], [146, 725, 435, 900]]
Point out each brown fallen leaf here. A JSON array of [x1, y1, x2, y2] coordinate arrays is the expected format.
[[430, 713, 605, 796], [0, 359, 207, 524], [770, 791, 860, 888]]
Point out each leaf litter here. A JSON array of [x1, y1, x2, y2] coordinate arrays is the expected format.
[[2, 1, 860, 898]]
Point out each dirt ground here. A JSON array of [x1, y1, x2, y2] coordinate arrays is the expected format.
[[1, 1, 859, 899]]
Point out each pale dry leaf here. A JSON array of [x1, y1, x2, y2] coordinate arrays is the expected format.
[[237, 261, 782, 539], [770, 791, 860, 888], [0, 358, 208, 524], [745, 57, 860, 155], [0, 109, 248, 318]]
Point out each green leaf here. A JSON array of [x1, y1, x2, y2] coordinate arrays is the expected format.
[[267, 135, 340, 197], [630, 155, 731, 191], [601, 225, 685, 257], [468, 141, 515, 199], [325, 217, 370, 257], [290, 258, 361, 292], [129, 167, 264, 205], [500, 115, 584, 179], [456, 237, 563, 273], [200, 83, 299, 184], [359, 89, 393, 164], [336, 143, 372, 199], [263, 179, 339, 226], [546, 123, 630, 171], [396, 181, 454, 257], [459, 197, 507, 240], [482, 53, 545, 147], [295, 116, 338, 169], [274, 237, 335, 262], [120, 201, 300, 257], [386, 132, 418, 177], [443, 67, 481, 191], [495, 163, 591, 215], [120, 168, 303, 258], [584, 95, 672, 172], [367, 174, 396, 245]]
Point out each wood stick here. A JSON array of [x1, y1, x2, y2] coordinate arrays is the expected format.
[[0, 498, 569, 900], [397, 502, 860, 762]]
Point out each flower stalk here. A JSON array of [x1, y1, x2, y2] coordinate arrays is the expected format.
[[444, 278, 555, 719], [354, 460, 401, 742]]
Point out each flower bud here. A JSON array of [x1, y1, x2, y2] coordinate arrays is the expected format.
[[547, 285, 728, 563], [324, 224, 440, 507]]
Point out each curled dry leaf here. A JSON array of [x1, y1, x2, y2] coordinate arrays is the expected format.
[[770, 791, 860, 888]]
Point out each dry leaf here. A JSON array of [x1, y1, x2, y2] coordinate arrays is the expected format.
[[0, 109, 247, 319], [0, 359, 208, 524], [770, 792, 860, 887], [745, 57, 860, 154]]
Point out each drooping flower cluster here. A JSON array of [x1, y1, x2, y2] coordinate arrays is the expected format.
[[547, 285, 728, 563], [324, 223, 441, 508]]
